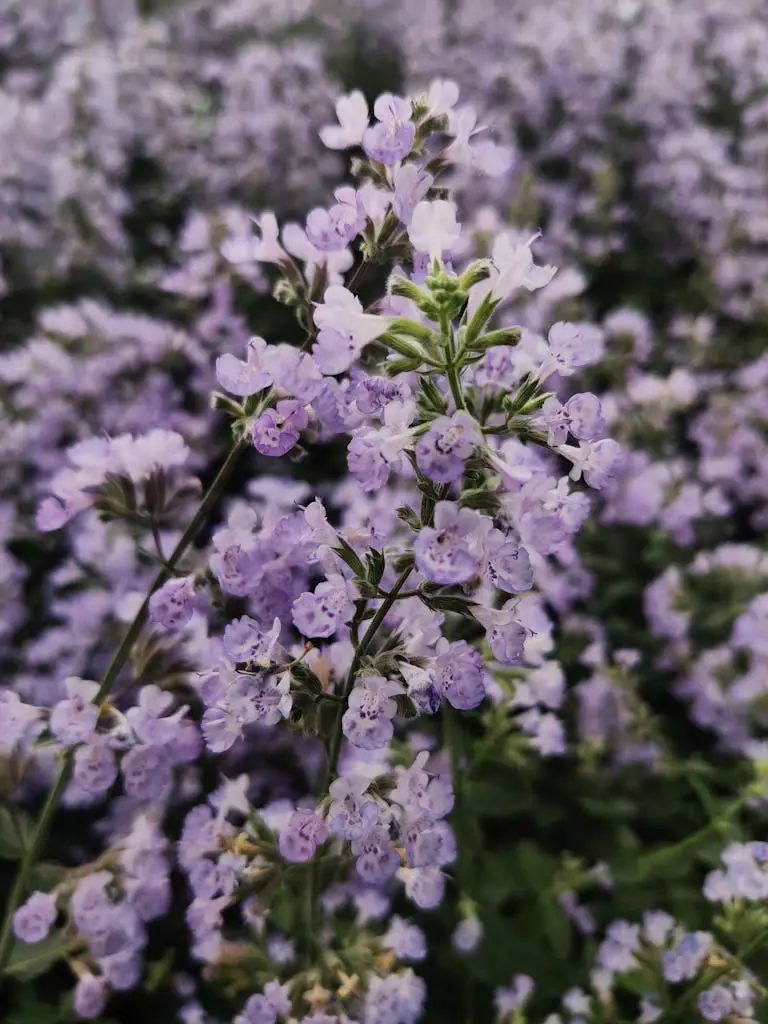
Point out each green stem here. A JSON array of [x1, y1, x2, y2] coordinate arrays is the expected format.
[[446, 363, 466, 411], [325, 566, 413, 784], [0, 438, 248, 979]]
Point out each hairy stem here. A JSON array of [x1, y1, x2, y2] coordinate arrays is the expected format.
[[0, 437, 248, 978]]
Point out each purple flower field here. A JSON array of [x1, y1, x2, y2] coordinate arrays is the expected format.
[[1, 3, 768, 1023]]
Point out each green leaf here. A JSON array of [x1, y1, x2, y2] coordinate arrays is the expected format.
[[516, 841, 557, 890], [0, 806, 33, 860], [540, 895, 572, 960], [3, 930, 73, 981]]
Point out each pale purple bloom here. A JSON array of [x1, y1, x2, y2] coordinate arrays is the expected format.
[[698, 986, 734, 1022], [74, 973, 107, 1019], [148, 576, 196, 630], [364, 970, 426, 1024], [484, 533, 534, 593], [414, 501, 480, 585], [327, 775, 380, 840], [352, 825, 400, 882], [121, 745, 172, 800], [13, 892, 57, 944], [362, 93, 415, 165], [0, 691, 41, 745], [73, 743, 118, 795], [557, 439, 624, 490], [393, 164, 434, 226], [251, 401, 308, 457], [235, 994, 277, 1024], [545, 322, 604, 377], [223, 616, 281, 665], [50, 677, 100, 745], [415, 412, 482, 484], [292, 575, 357, 639], [538, 393, 605, 446], [435, 641, 486, 709], [383, 916, 427, 961], [215, 338, 273, 397], [342, 676, 403, 750], [494, 975, 534, 1017], [473, 603, 527, 664], [278, 809, 328, 863], [453, 915, 483, 953]]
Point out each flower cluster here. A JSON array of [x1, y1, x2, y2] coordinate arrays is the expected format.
[[2, 7, 768, 1024]]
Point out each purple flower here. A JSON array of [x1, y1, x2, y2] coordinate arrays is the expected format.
[[35, 496, 75, 532], [215, 337, 273, 397], [473, 603, 527, 664], [251, 401, 308, 457], [73, 743, 118, 796], [362, 93, 415, 165], [545, 322, 604, 377], [305, 190, 363, 252], [327, 775, 380, 840], [494, 975, 534, 1017], [484, 532, 534, 593], [342, 676, 403, 750], [74, 973, 107, 1019], [278, 810, 328, 863], [415, 412, 482, 485], [121, 745, 171, 801], [661, 932, 711, 982], [538, 392, 605, 446], [292, 575, 356, 639], [393, 164, 434, 226], [223, 616, 281, 664], [13, 892, 57, 944], [557, 439, 624, 490], [435, 641, 486, 709], [47, 677, 99, 745], [148, 577, 196, 630], [383, 916, 427, 961], [352, 825, 400, 882], [453, 914, 483, 953], [364, 970, 426, 1024], [698, 986, 734, 1021], [235, 994, 277, 1024], [414, 502, 481, 585], [0, 691, 41, 746], [400, 866, 445, 909], [403, 818, 456, 868]]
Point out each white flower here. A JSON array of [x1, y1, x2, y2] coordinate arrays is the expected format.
[[408, 200, 462, 262], [220, 212, 286, 265], [445, 106, 513, 176], [319, 90, 369, 149], [313, 285, 391, 346], [426, 78, 460, 117]]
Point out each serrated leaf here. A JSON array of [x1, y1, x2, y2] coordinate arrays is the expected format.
[[365, 548, 386, 586], [291, 662, 324, 695], [421, 594, 477, 614], [4, 930, 73, 981], [334, 537, 366, 577]]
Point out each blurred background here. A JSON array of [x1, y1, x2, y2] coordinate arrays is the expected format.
[[2, 1, 768, 1022]]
